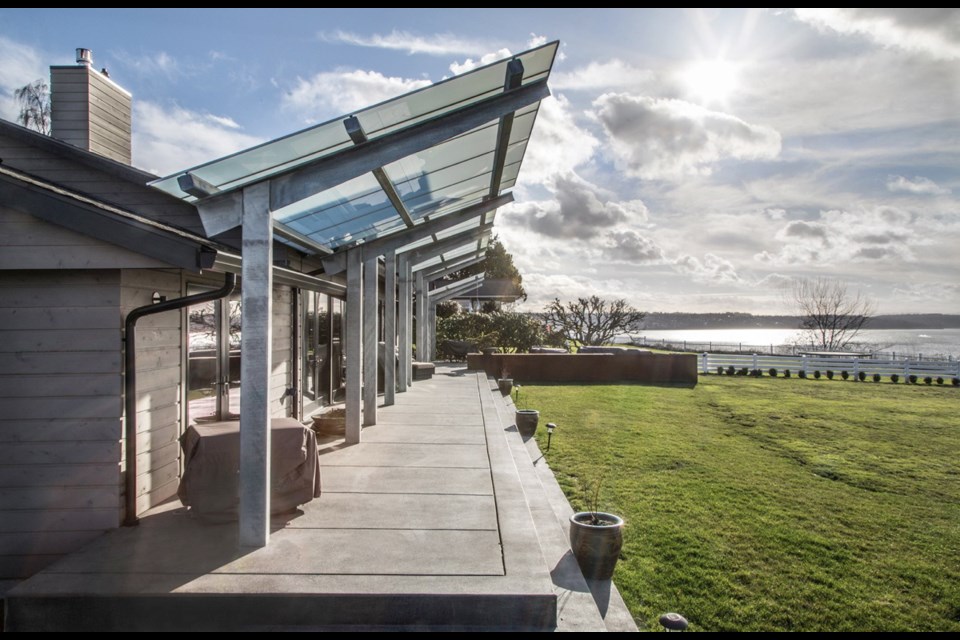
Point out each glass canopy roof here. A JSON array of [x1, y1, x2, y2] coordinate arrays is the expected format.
[[151, 41, 557, 255]]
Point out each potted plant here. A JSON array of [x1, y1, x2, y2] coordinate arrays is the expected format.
[[311, 406, 346, 436], [513, 384, 540, 437], [569, 477, 624, 580], [498, 369, 513, 396]]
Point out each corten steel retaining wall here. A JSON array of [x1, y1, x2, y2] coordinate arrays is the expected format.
[[467, 352, 698, 385]]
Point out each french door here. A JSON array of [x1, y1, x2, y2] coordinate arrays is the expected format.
[[186, 286, 242, 424]]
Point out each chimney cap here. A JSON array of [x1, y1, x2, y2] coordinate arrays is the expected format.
[[76, 48, 93, 66]]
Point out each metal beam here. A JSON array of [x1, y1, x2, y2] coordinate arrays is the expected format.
[[238, 182, 272, 548], [415, 270, 426, 363], [320, 194, 511, 275], [420, 254, 485, 281], [268, 80, 549, 212], [345, 250, 363, 443], [383, 251, 397, 405], [273, 222, 333, 256], [195, 191, 243, 237], [398, 255, 412, 391], [344, 116, 415, 228], [429, 273, 484, 298], [403, 223, 493, 266], [433, 276, 487, 303], [489, 59, 524, 198], [362, 255, 379, 426]]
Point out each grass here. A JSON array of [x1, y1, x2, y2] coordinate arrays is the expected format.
[[523, 375, 960, 632]]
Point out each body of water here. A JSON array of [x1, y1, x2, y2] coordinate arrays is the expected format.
[[626, 328, 960, 359]]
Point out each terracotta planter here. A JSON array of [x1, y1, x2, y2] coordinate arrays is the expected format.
[[569, 511, 624, 580], [515, 409, 540, 437], [498, 378, 513, 395]]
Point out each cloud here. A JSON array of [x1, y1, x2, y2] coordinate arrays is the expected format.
[[283, 69, 431, 121], [0, 36, 51, 122], [321, 29, 494, 56], [886, 175, 951, 195], [591, 93, 781, 180], [762, 205, 922, 265], [605, 229, 665, 263], [552, 59, 656, 91], [133, 102, 263, 175], [510, 173, 647, 239], [673, 253, 741, 283], [519, 95, 599, 185], [793, 8, 960, 60], [778, 220, 829, 242], [448, 48, 512, 75], [112, 50, 180, 79]]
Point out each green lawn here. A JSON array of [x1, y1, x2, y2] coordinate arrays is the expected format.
[[521, 375, 960, 632]]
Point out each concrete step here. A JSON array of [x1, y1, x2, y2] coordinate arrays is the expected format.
[[482, 374, 639, 632]]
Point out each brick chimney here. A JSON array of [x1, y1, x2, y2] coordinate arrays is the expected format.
[[50, 48, 132, 164]]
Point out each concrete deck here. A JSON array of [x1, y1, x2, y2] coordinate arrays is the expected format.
[[4, 365, 637, 631]]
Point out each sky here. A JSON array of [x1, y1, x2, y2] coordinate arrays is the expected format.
[[1, 8, 958, 314]]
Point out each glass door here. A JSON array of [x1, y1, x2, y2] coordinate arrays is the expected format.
[[186, 285, 241, 424]]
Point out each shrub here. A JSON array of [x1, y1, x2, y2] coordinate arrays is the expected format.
[[841, 371, 849, 380], [752, 369, 762, 377], [890, 374, 899, 383], [936, 377, 944, 385], [873, 373, 881, 382], [717, 366, 724, 376], [924, 376, 933, 385], [826, 370, 834, 380], [798, 370, 807, 379], [727, 366, 736, 376], [769, 368, 778, 377], [953, 377, 959, 386], [784, 369, 792, 378], [739, 367, 749, 376], [909, 374, 918, 384], [813, 370, 821, 379], [858, 371, 867, 382]]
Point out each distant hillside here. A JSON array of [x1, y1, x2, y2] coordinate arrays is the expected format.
[[642, 313, 960, 330]]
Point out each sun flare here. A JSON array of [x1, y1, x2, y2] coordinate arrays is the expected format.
[[681, 59, 740, 106]]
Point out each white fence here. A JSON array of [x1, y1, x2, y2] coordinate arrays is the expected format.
[[630, 336, 957, 362], [701, 352, 960, 378]]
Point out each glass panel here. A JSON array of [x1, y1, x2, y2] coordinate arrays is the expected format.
[[187, 300, 219, 425], [151, 40, 558, 200]]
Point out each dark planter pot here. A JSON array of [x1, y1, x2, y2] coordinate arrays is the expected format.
[[498, 378, 513, 395], [482, 346, 501, 355], [515, 409, 540, 437], [569, 511, 624, 580], [311, 412, 346, 436]]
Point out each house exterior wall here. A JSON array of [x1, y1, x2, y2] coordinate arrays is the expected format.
[[120, 269, 183, 515], [0, 269, 124, 578]]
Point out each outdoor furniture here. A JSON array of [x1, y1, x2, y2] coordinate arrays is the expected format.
[[178, 418, 322, 521], [413, 361, 436, 380]]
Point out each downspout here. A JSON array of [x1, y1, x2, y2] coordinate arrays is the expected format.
[[123, 272, 236, 526]]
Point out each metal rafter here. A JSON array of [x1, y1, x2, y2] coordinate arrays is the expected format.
[[489, 59, 524, 199], [343, 115, 415, 228]]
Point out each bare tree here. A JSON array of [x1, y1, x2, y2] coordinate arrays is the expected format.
[[792, 277, 875, 351], [544, 296, 645, 347], [14, 79, 51, 135]]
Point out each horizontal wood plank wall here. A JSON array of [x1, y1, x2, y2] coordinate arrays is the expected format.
[[271, 285, 294, 419], [0, 129, 204, 234], [0, 269, 123, 578], [0, 207, 170, 270], [120, 269, 183, 517]]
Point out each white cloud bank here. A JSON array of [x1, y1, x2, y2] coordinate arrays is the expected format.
[[133, 102, 263, 175], [591, 93, 781, 180], [283, 69, 431, 121], [793, 8, 960, 61], [320, 29, 495, 57], [886, 175, 951, 196]]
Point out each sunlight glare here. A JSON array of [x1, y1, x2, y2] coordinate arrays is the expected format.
[[682, 59, 739, 106]]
